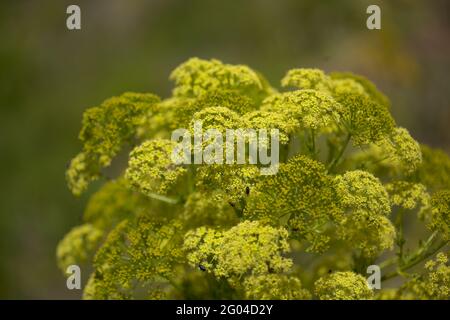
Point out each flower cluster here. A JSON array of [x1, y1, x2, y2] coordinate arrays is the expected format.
[[429, 191, 450, 239], [85, 216, 184, 299], [61, 58, 450, 300], [243, 274, 311, 300], [56, 224, 103, 272], [184, 221, 292, 286], [125, 139, 187, 196], [379, 253, 449, 300], [314, 271, 374, 300], [385, 181, 430, 211], [66, 93, 160, 195], [334, 170, 395, 257]]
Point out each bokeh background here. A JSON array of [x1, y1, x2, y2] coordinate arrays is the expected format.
[[0, 0, 449, 299]]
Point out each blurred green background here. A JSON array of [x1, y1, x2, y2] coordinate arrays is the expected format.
[[0, 0, 449, 298]]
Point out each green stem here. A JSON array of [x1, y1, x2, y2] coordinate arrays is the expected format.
[[381, 232, 448, 282], [378, 256, 397, 269], [395, 208, 406, 262], [146, 192, 179, 204], [327, 133, 351, 172], [309, 129, 316, 158]]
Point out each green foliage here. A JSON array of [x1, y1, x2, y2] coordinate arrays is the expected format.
[[61, 58, 450, 300]]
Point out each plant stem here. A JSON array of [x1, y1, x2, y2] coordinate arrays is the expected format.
[[395, 208, 406, 262], [310, 129, 316, 158], [381, 232, 448, 282], [146, 192, 179, 204], [327, 133, 351, 172]]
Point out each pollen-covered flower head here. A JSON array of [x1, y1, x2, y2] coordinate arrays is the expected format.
[[428, 190, 450, 239], [66, 152, 101, 196], [243, 110, 295, 145], [56, 224, 104, 273], [125, 139, 187, 196], [140, 97, 196, 135], [243, 274, 311, 300], [335, 170, 390, 216], [261, 89, 343, 132], [333, 93, 395, 146], [334, 170, 395, 257], [244, 155, 341, 252], [194, 90, 257, 115], [66, 92, 160, 195], [183, 221, 293, 285], [190, 106, 245, 133], [380, 127, 422, 175], [281, 68, 331, 92], [338, 212, 395, 257], [314, 271, 373, 300], [195, 164, 260, 205], [90, 216, 184, 299], [170, 58, 273, 103], [385, 181, 430, 211]]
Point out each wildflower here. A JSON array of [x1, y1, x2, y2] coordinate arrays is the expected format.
[[66, 92, 160, 195], [244, 155, 341, 252], [195, 165, 260, 204], [261, 89, 343, 132], [398, 253, 450, 300], [335, 170, 390, 216], [281, 68, 331, 92], [66, 152, 101, 196], [56, 224, 104, 272], [334, 170, 395, 257], [337, 211, 396, 257], [243, 110, 294, 145], [314, 271, 374, 300], [429, 190, 450, 239], [63, 59, 449, 300], [194, 90, 258, 115], [170, 58, 273, 103], [125, 139, 187, 196], [243, 274, 311, 300], [380, 127, 422, 175], [90, 216, 184, 299], [334, 93, 395, 146], [183, 221, 293, 286], [385, 181, 430, 211]]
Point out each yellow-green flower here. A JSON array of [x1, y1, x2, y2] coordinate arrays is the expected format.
[[314, 271, 373, 300]]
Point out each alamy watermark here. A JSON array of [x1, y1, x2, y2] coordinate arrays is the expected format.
[[171, 121, 280, 175], [66, 264, 81, 290]]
